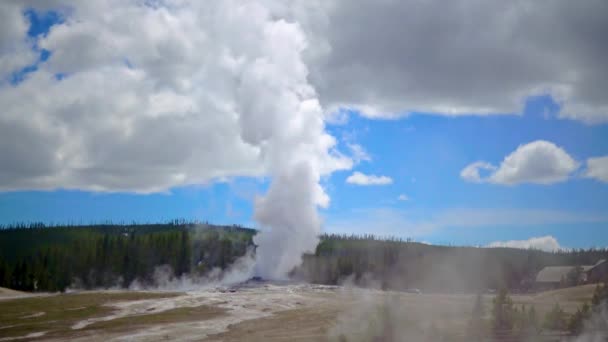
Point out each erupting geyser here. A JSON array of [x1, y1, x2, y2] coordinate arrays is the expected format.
[[234, 6, 351, 279]]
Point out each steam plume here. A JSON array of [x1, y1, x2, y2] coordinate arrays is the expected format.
[[234, 10, 351, 279]]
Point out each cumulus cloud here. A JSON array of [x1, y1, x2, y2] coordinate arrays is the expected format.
[[0, 2, 38, 81], [487, 236, 562, 252], [585, 156, 608, 183], [461, 140, 579, 185], [309, 0, 608, 123], [397, 194, 409, 201], [346, 172, 393, 186], [460, 162, 496, 183], [346, 143, 371, 164], [0, 1, 360, 280], [2, 1, 607, 193], [0, 1, 354, 194]]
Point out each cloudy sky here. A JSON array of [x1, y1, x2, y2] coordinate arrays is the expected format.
[[1, 0, 607, 250]]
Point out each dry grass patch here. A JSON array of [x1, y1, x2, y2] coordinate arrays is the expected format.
[[84, 304, 226, 334], [207, 306, 342, 342], [0, 291, 180, 340]]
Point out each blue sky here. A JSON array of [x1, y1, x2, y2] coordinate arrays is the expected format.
[[2, 95, 607, 248], [1, 4, 608, 250], [321, 97, 608, 248]]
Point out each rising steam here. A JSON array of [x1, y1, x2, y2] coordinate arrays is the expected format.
[[234, 10, 351, 279]]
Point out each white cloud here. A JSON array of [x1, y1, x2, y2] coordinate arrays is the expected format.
[[308, 0, 608, 123], [0, 2, 38, 80], [487, 236, 562, 252], [346, 143, 371, 164], [460, 161, 496, 183], [585, 156, 608, 183], [0, 0, 358, 279], [397, 194, 409, 201], [2, 2, 607, 193], [0, 1, 353, 193], [461, 140, 579, 185], [346, 172, 393, 186]]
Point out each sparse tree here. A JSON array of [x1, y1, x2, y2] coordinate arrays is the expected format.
[[568, 302, 590, 335], [544, 303, 567, 331], [492, 288, 515, 335], [468, 293, 486, 340], [526, 305, 540, 336]]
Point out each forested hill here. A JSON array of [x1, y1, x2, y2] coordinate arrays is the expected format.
[[1, 223, 606, 293], [299, 235, 608, 292], [0, 222, 254, 292]]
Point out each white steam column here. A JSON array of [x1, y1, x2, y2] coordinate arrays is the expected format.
[[235, 12, 350, 279]]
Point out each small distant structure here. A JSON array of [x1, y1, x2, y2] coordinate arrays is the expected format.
[[535, 259, 607, 290]]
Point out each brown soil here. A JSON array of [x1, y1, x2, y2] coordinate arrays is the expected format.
[[0, 287, 27, 300]]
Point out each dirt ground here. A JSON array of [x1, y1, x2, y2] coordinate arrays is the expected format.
[[0, 284, 596, 341], [0, 287, 30, 300], [208, 286, 597, 342]]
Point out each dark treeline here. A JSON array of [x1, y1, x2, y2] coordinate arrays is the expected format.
[[1, 224, 607, 292], [295, 234, 608, 292], [0, 222, 254, 292]]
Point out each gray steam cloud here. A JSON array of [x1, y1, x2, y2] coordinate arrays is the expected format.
[[309, 0, 608, 123], [572, 302, 608, 342], [129, 249, 257, 292]]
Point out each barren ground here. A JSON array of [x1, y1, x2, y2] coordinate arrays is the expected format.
[[0, 284, 595, 341], [0, 287, 37, 301]]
